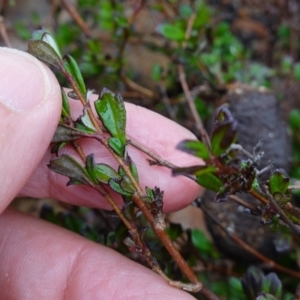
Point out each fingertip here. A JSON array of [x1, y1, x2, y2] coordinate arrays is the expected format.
[[0, 47, 61, 212]]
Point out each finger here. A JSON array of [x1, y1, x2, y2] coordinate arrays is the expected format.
[[0, 48, 61, 214], [22, 98, 203, 212], [0, 209, 196, 300]]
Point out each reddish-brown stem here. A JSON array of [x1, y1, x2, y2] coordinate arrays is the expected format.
[[61, 0, 92, 37], [260, 184, 300, 239], [248, 189, 269, 205], [61, 69, 103, 134], [121, 74, 155, 98], [131, 194, 200, 286], [62, 68, 218, 299]]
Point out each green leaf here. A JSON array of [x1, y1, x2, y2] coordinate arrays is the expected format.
[[52, 124, 89, 143], [262, 273, 282, 298], [269, 170, 289, 195], [31, 28, 62, 58], [94, 88, 126, 153], [76, 107, 96, 133], [194, 4, 210, 28], [196, 172, 223, 191], [28, 40, 64, 69], [94, 163, 120, 184], [48, 154, 93, 186], [85, 154, 97, 183], [109, 178, 133, 197], [156, 23, 185, 41], [294, 62, 300, 81], [211, 106, 237, 156], [289, 109, 300, 131], [129, 157, 139, 183], [145, 186, 154, 200], [120, 175, 135, 194], [191, 229, 212, 253], [61, 89, 70, 118], [108, 137, 125, 156], [177, 139, 210, 160], [64, 55, 87, 96], [228, 277, 247, 300]]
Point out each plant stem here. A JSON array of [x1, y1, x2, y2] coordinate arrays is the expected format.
[[63, 70, 219, 299], [201, 203, 300, 280], [260, 184, 300, 239], [177, 64, 211, 149]]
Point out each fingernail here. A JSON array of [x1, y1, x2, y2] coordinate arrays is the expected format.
[[0, 48, 50, 111]]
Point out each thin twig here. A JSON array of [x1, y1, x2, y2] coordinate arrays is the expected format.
[[127, 139, 178, 169], [177, 64, 211, 148], [260, 184, 300, 239], [128, 0, 146, 25], [61, 0, 92, 37], [200, 203, 300, 280], [229, 195, 260, 214], [158, 83, 177, 121], [182, 13, 196, 49], [121, 74, 155, 98], [0, 16, 12, 47]]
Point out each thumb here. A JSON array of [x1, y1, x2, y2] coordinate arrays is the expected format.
[[0, 48, 61, 213]]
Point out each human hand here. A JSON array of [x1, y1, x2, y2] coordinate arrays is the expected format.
[[0, 48, 202, 299]]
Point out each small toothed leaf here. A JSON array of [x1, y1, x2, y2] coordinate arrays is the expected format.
[[31, 28, 62, 58], [109, 178, 133, 197], [94, 164, 120, 184], [48, 154, 93, 186], [119, 175, 135, 194], [94, 88, 126, 153], [52, 124, 89, 143], [269, 170, 289, 195], [75, 107, 97, 133], [28, 40, 64, 69], [211, 106, 237, 157]]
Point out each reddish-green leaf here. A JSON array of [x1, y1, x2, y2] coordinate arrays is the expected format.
[[48, 154, 93, 186], [52, 124, 89, 143], [28, 40, 63, 69], [211, 106, 237, 156], [94, 89, 126, 156]]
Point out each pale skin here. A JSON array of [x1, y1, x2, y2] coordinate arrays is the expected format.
[[0, 48, 203, 300]]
